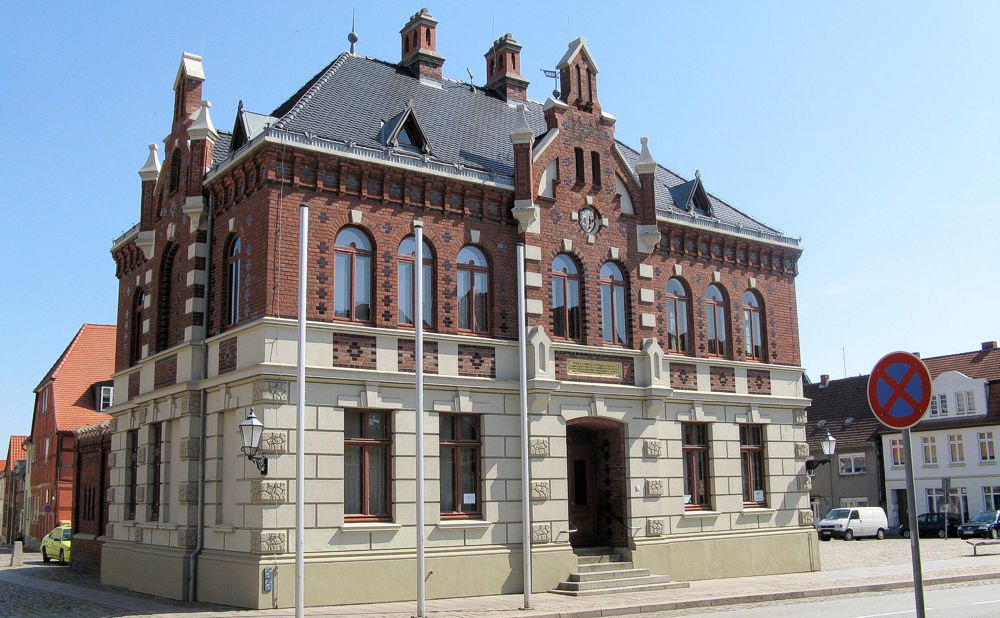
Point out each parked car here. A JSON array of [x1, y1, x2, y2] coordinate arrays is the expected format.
[[958, 511, 1000, 540], [816, 507, 889, 541], [899, 512, 962, 539], [40, 523, 71, 565]]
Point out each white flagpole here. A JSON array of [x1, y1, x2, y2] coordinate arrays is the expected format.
[[414, 221, 426, 617], [296, 204, 308, 618], [517, 242, 532, 609]]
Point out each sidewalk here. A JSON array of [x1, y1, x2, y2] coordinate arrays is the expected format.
[[1, 544, 999, 617]]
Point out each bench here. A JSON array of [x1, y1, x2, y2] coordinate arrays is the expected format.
[[966, 540, 1000, 556]]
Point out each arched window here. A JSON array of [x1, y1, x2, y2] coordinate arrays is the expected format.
[[226, 237, 242, 326], [705, 284, 728, 357], [599, 262, 628, 345], [665, 278, 689, 353], [334, 227, 372, 322], [742, 290, 765, 360], [129, 289, 144, 365], [398, 236, 434, 328], [457, 246, 489, 333], [156, 244, 179, 352], [551, 254, 582, 341]]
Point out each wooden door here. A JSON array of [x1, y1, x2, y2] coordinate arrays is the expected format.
[[568, 441, 596, 547]]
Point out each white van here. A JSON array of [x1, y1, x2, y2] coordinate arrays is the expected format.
[[816, 506, 888, 541]]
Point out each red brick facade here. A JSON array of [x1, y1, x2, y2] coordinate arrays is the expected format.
[[72, 424, 110, 573]]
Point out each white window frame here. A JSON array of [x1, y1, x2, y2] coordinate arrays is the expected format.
[[922, 436, 938, 465], [949, 433, 965, 464], [839, 453, 866, 476], [840, 497, 869, 508], [890, 438, 905, 466], [984, 486, 1000, 511], [99, 385, 114, 412], [979, 432, 996, 462]]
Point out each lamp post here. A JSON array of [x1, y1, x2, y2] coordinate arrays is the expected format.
[[239, 408, 268, 475], [821, 431, 836, 512]]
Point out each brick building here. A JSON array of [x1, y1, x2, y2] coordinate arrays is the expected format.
[[105, 8, 814, 608], [71, 421, 112, 572], [1, 436, 28, 543], [25, 324, 114, 549]]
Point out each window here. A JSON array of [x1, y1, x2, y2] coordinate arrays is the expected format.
[[99, 386, 114, 412], [591, 151, 601, 186], [40, 388, 49, 414], [599, 262, 628, 345], [439, 414, 480, 518], [930, 393, 949, 417], [129, 289, 144, 365], [150, 423, 163, 522], [334, 227, 372, 322], [397, 236, 434, 328], [949, 434, 965, 463], [574, 147, 585, 184], [705, 284, 728, 356], [984, 486, 1000, 511], [740, 425, 766, 505], [168, 151, 181, 193], [957, 390, 976, 415], [682, 423, 710, 509], [741, 290, 764, 360], [457, 246, 489, 333], [840, 497, 869, 508], [890, 438, 905, 466], [664, 278, 689, 353], [551, 254, 582, 341], [126, 429, 138, 520], [926, 487, 945, 512], [345, 410, 391, 520], [226, 236, 242, 326], [838, 453, 866, 476], [922, 436, 938, 464], [980, 432, 996, 462], [156, 244, 179, 352]]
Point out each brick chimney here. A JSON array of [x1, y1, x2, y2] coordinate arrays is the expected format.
[[400, 8, 445, 81], [173, 52, 205, 124], [485, 33, 529, 102], [820, 374, 830, 388], [984, 341, 997, 351]]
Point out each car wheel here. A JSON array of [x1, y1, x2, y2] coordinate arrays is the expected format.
[[876, 529, 885, 540], [58, 550, 66, 565], [42, 547, 50, 563], [843, 530, 854, 541], [937, 529, 946, 539], [902, 529, 910, 539], [992, 529, 999, 540]]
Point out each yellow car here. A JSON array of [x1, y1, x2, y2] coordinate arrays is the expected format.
[[41, 524, 71, 565]]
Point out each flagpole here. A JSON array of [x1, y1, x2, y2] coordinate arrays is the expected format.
[[414, 221, 426, 617], [296, 204, 308, 618], [517, 242, 532, 609]]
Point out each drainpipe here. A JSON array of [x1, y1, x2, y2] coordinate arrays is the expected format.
[[188, 193, 214, 601]]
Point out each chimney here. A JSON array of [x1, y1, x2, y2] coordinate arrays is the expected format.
[[820, 374, 830, 388], [485, 33, 529, 102], [984, 341, 997, 351], [400, 8, 445, 81], [912, 352, 921, 359], [173, 52, 205, 124]]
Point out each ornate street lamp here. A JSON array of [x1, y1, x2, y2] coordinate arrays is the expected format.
[[239, 408, 268, 475], [821, 431, 837, 457]]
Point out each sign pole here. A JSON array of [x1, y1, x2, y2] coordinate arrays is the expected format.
[[902, 428, 925, 618]]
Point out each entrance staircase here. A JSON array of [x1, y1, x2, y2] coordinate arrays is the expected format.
[[550, 547, 689, 597]]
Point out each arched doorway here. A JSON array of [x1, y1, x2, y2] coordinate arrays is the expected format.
[[566, 418, 628, 548]]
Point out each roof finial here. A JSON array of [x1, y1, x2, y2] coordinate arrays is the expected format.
[[348, 8, 359, 54], [636, 136, 657, 174], [695, 169, 701, 180]]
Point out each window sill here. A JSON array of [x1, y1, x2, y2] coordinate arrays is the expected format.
[[682, 510, 721, 519], [437, 519, 491, 530], [949, 462, 967, 467], [341, 522, 401, 533], [740, 506, 774, 514], [137, 522, 177, 530], [924, 463, 939, 468], [980, 460, 997, 465]]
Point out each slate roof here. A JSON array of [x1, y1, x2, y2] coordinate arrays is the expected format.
[[212, 130, 232, 167], [219, 52, 790, 242], [34, 324, 115, 433], [804, 376, 880, 448]]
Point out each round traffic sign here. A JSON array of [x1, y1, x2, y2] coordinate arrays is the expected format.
[[867, 351, 932, 429]]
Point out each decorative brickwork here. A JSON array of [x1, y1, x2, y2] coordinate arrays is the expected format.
[[669, 362, 697, 390], [747, 368, 772, 395], [554, 352, 635, 385], [153, 355, 177, 389], [710, 366, 736, 393], [128, 371, 140, 398], [398, 339, 438, 373], [218, 337, 237, 374], [457, 345, 496, 378], [332, 333, 377, 369]]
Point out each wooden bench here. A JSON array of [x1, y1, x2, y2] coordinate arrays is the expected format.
[[966, 539, 1000, 556]]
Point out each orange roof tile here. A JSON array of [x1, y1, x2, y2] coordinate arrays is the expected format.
[[5, 435, 28, 468], [35, 324, 115, 432], [923, 346, 1000, 382]]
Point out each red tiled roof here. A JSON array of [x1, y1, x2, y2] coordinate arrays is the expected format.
[[0, 461, 7, 473], [923, 346, 1000, 382], [35, 324, 115, 432], [5, 435, 28, 468]]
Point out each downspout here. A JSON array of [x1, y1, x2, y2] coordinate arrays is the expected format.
[[188, 193, 214, 601]]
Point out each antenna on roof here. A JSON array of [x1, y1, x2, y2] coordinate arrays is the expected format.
[[348, 8, 359, 54], [466, 68, 476, 92]]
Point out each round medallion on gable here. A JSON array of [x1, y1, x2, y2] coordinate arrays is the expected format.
[[579, 206, 600, 235]]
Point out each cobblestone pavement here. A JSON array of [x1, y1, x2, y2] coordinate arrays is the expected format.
[[819, 534, 981, 568]]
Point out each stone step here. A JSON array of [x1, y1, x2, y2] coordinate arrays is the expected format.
[[576, 553, 623, 565], [550, 580, 690, 597], [570, 567, 652, 582], [556, 574, 672, 592], [577, 561, 635, 574]]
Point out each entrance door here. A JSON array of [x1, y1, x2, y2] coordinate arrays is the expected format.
[[894, 488, 908, 527], [568, 439, 597, 547]]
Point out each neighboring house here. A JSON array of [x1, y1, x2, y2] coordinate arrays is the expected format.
[[105, 8, 813, 609], [881, 342, 1000, 526], [25, 324, 115, 549], [0, 461, 6, 542], [72, 420, 112, 572], [2, 436, 29, 543], [805, 375, 884, 519]]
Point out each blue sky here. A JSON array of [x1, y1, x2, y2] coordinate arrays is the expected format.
[[1, 1, 998, 454]]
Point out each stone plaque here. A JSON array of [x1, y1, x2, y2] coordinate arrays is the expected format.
[[531, 523, 551, 544], [797, 475, 813, 492], [259, 431, 288, 454], [647, 519, 664, 536], [794, 442, 810, 459], [529, 438, 549, 457], [567, 358, 623, 379], [798, 510, 815, 526], [643, 439, 663, 458], [251, 531, 287, 554], [253, 380, 290, 403], [252, 480, 288, 504], [645, 479, 664, 497]]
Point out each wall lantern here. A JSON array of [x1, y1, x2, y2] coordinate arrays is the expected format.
[[239, 408, 268, 475], [820, 431, 837, 457]]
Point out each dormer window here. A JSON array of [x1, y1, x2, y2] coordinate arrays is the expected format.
[[97, 384, 114, 412], [397, 125, 418, 151]]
